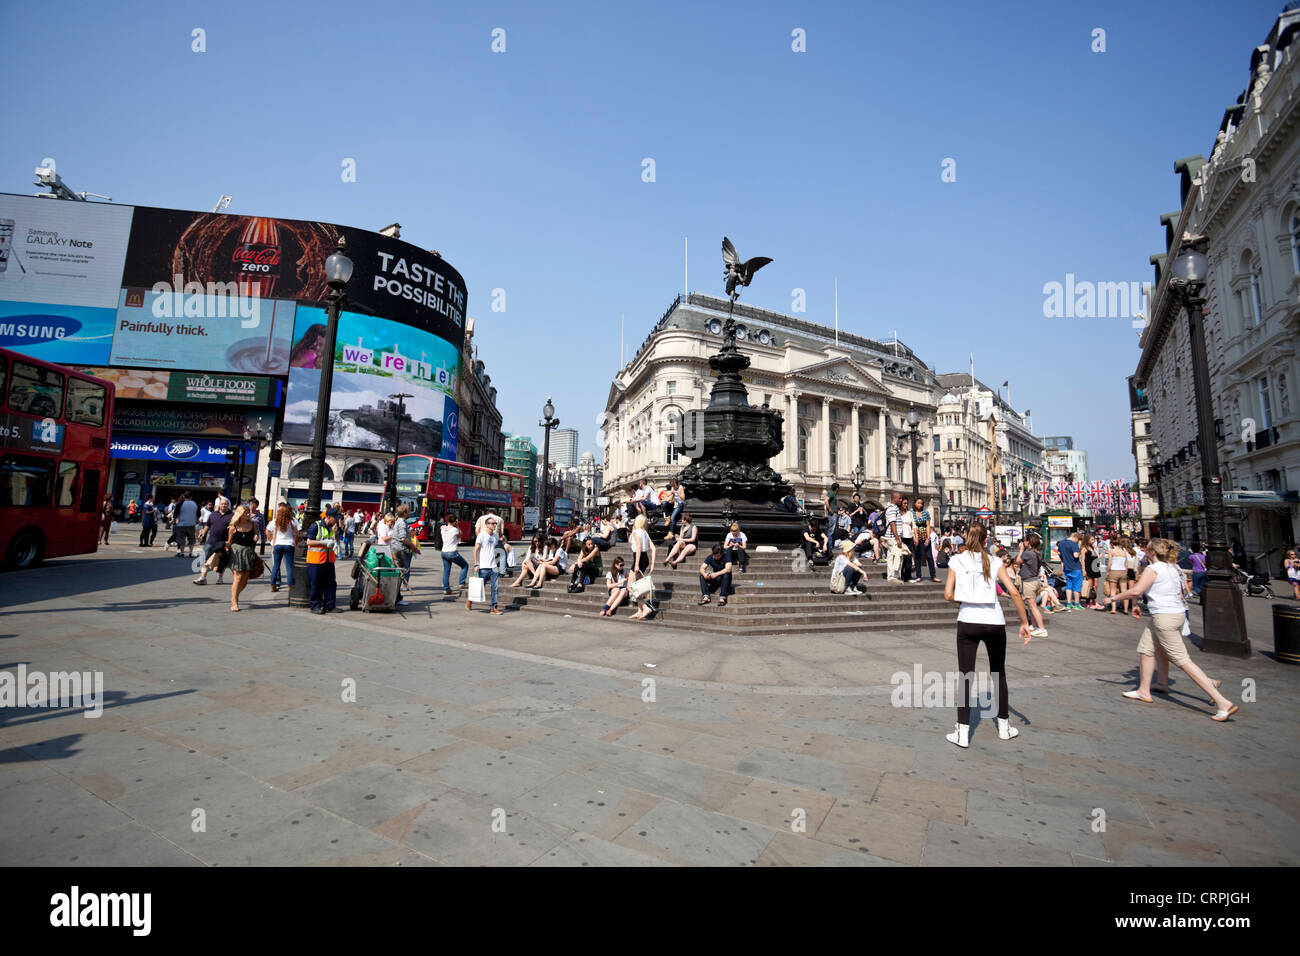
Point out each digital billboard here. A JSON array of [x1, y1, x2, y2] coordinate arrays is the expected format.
[[0, 194, 134, 309], [283, 305, 459, 457], [109, 288, 296, 374], [119, 207, 467, 351]]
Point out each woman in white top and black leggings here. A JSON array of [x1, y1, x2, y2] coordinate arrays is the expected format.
[[1107, 538, 1237, 721], [943, 523, 1032, 748], [629, 514, 656, 620]]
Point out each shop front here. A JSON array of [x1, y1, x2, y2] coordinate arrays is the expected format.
[[110, 434, 255, 511]]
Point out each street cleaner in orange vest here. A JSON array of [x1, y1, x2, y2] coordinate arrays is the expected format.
[[306, 508, 341, 614]]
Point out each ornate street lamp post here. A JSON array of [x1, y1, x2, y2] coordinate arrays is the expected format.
[[1167, 241, 1249, 656], [850, 464, 865, 496], [906, 406, 920, 501], [539, 397, 559, 534], [289, 238, 353, 609], [244, 418, 274, 554], [1151, 443, 1165, 537], [387, 392, 412, 514]]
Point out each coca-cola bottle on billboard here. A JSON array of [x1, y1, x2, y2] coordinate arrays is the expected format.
[[232, 217, 282, 298]]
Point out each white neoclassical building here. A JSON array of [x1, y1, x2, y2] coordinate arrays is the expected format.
[[1136, 3, 1300, 556], [602, 294, 940, 511]]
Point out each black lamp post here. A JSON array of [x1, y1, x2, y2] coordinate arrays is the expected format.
[[1151, 444, 1165, 537], [906, 406, 920, 501], [1167, 241, 1249, 656], [244, 417, 274, 554], [850, 464, 865, 495], [289, 237, 353, 609], [539, 397, 559, 534], [387, 392, 412, 514]]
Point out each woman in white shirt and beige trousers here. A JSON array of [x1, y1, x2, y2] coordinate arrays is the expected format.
[[943, 523, 1033, 748], [1107, 538, 1237, 721]]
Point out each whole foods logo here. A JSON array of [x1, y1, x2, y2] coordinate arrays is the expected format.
[[165, 439, 199, 460]]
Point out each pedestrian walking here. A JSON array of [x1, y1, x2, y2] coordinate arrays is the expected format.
[[341, 510, 356, 558], [1080, 533, 1103, 609], [390, 504, 415, 605], [1285, 549, 1300, 600], [628, 513, 657, 620], [139, 495, 158, 547], [1190, 542, 1208, 596], [1015, 533, 1049, 638], [438, 512, 469, 595], [469, 514, 511, 614], [269, 504, 299, 593], [942, 522, 1033, 748], [305, 508, 341, 613], [912, 497, 936, 582], [1108, 538, 1238, 721], [99, 495, 114, 545], [883, 491, 908, 582], [375, 512, 395, 547], [1058, 531, 1083, 608], [173, 493, 198, 557], [194, 498, 233, 586], [226, 505, 260, 612]]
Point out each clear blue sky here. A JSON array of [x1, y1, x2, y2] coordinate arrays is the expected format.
[[0, 0, 1284, 479]]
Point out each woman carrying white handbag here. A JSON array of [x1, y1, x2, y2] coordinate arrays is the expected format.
[[1107, 538, 1237, 721], [628, 514, 657, 620]]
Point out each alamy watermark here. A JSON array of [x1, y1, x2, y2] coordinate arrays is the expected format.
[[1042, 274, 1149, 320], [890, 665, 999, 716], [0, 665, 104, 717]]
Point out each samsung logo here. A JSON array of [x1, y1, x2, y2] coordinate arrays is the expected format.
[[165, 440, 199, 460], [0, 316, 82, 346]]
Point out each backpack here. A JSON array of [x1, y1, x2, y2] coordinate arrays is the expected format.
[[829, 569, 847, 593], [872, 512, 886, 536]]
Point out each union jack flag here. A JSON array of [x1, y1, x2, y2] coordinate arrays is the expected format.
[[1054, 479, 1068, 503], [1038, 481, 1050, 503], [1072, 481, 1085, 504], [1090, 481, 1106, 497], [1129, 492, 1140, 512]]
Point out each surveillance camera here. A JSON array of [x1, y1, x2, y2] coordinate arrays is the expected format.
[[34, 166, 56, 184]]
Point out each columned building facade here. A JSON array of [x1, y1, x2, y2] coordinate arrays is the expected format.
[[602, 294, 939, 510]]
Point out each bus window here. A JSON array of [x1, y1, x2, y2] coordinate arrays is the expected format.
[[433, 462, 448, 482], [471, 470, 485, 488], [487, 474, 500, 490], [1, 456, 56, 507], [56, 461, 77, 507], [79, 469, 100, 513], [9, 361, 64, 419], [448, 467, 466, 485], [66, 379, 106, 426]]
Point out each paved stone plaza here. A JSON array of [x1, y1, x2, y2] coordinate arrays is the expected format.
[[2, 533, 1299, 866]]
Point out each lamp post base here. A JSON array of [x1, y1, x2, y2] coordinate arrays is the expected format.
[[1199, 575, 1251, 657]]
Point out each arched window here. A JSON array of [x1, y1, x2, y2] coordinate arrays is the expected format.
[[344, 462, 382, 484], [798, 426, 808, 472], [1291, 212, 1300, 274], [1249, 260, 1263, 325], [289, 460, 334, 481]]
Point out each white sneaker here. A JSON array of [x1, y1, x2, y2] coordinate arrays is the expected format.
[[1030, 627, 1048, 638], [996, 717, 1019, 740], [946, 723, 969, 748]]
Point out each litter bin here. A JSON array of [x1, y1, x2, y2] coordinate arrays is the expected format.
[[1275, 603, 1300, 664]]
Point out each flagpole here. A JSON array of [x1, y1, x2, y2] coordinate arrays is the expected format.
[[834, 276, 839, 347]]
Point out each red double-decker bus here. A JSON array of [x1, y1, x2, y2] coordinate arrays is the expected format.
[[0, 348, 115, 569], [390, 453, 524, 542]]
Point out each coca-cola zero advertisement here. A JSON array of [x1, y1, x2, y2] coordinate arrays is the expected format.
[[119, 206, 468, 350]]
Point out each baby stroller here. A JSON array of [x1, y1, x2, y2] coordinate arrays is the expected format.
[[348, 540, 402, 612]]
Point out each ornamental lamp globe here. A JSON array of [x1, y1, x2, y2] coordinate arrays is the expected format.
[[324, 239, 354, 289], [1171, 247, 1208, 285]]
